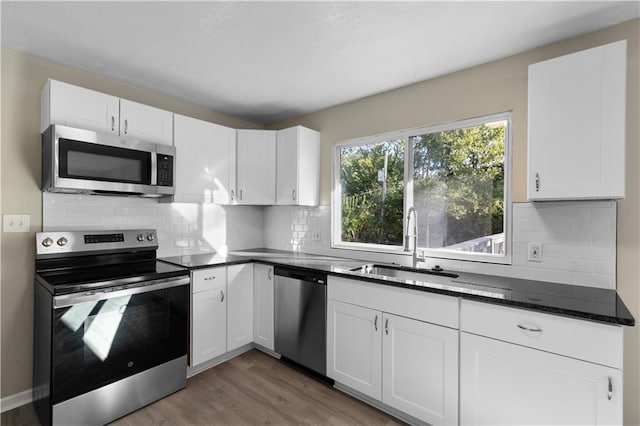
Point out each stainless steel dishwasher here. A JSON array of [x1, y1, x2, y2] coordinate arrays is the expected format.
[[274, 266, 327, 376]]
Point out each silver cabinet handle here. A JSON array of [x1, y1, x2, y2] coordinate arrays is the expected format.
[[374, 315, 378, 331], [111, 116, 115, 131], [608, 376, 613, 400], [230, 190, 235, 200], [535, 173, 540, 192], [220, 290, 224, 302], [268, 268, 272, 280], [385, 318, 389, 335], [204, 276, 216, 281], [292, 189, 296, 201], [517, 323, 543, 333], [124, 119, 128, 134], [240, 189, 243, 200]]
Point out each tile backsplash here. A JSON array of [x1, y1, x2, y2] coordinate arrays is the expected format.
[[43, 194, 617, 289], [42, 193, 264, 257], [264, 201, 617, 290]]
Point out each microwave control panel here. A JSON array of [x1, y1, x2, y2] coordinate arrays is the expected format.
[[157, 154, 174, 187]]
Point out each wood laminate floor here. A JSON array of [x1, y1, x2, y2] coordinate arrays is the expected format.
[[1, 349, 402, 425]]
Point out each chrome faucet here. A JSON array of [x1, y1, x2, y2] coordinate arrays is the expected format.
[[404, 207, 419, 268]]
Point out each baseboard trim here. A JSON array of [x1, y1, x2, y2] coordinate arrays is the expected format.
[[0, 388, 33, 413]]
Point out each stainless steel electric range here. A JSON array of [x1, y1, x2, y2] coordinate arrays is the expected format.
[[33, 229, 190, 426]]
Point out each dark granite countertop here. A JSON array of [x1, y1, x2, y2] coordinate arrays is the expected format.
[[159, 249, 635, 327]]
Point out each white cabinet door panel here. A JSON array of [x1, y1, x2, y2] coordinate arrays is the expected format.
[[253, 264, 274, 350], [460, 332, 622, 425], [227, 264, 254, 351], [236, 130, 276, 204], [327, 300, 382, 399], [120, 99, 173, 145], [192, 287, 226, 366], [382, 313, 458, 426]]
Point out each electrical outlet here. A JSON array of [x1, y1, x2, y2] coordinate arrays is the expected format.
[[528, 243, 542, 262], [3, 214, 30, 233], [311, 231, 321, 241]]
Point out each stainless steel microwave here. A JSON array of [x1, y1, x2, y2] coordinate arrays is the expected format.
[[42, 124, 175, 197]]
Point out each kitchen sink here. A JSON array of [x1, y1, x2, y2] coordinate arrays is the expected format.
[[351, 263, 458, 284]]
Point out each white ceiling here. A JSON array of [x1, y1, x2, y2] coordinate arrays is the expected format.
[[2, 1, 638, 124]]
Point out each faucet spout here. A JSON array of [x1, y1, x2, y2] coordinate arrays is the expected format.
[[404, 207, 419, 267]]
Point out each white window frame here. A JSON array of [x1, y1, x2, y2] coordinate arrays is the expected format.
[[332, 112, 512, 265]]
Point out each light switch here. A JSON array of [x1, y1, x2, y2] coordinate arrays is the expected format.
[[3, 214, 30, 233]]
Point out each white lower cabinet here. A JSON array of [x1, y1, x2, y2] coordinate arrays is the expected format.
[[191, 269, 227, 366], [327, 300, 382, 399], [460, 332, 622, 425], [227, 264, 254, 351], [327, 296, 458, 426], [253, 264, 275, 350]]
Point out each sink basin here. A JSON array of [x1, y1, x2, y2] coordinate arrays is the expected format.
[[351, 263, 458, 284]]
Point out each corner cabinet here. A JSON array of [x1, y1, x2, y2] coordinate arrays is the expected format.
[[327, 276, 459, 426], [236, 130, 276, 205], [276, 126, 320, 206], [41, 79, 174, 145], [460, 300, 623, 425], [527, 40, 627, 200], [253, 264, 275, 351], [173, 114, 237, 204]]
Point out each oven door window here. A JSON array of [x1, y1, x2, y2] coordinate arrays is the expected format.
[[51, 285, 188, 404], [59, 138, 151, 184]]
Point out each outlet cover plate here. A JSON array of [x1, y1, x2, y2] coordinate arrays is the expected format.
[[528, 242, 542, 262]]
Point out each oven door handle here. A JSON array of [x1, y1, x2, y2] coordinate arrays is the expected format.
[[53, 276, 190, 308]]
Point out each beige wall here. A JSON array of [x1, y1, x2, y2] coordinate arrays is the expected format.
[[268, 19, 640, 424], [0, 46, 262, 400]]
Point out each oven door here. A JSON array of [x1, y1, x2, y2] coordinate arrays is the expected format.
[[51, 277, 189, 404]]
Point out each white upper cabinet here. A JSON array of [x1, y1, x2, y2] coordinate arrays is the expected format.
[[119, 99, 173, 146], [276, 126, 320, 206], [528, 40, 627, 200], [41, 79, 120, 134], [236, 130, 276, 205], [42, 79, 174, 145], [173, 114, 237, 204]]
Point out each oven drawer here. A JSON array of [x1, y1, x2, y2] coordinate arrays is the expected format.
[[460, 300, 622, 368], [193, 267, 227, 293]]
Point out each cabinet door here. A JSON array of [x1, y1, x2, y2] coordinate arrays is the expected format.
[[253, 264, 274, 350], [276, 126, 320, 206], [227, 264, 254, 351], [236, 130, 276, 205], [382, 313, 458, 426], [173, 114, 236, 203], [327, 299, 382, 399], [120, 99, 173, 145], [460, 332, 622, 425], [192, 286, 226, 366], [528, 40, 626, 200], [42, 79, 119, 134]]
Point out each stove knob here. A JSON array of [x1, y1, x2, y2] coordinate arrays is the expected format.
[[137, 234, 144, 242], [42, 237, 54, 247], [57, 237, 68, 247], [146, 233, 155, 242]]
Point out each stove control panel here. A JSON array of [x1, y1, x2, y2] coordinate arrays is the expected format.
[[36, 229, 158, 258]]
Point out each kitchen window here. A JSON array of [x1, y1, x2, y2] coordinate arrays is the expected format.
[[332, 112, 512, 263]]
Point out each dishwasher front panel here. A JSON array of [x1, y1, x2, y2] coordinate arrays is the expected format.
[[274, 274, 327, 376]]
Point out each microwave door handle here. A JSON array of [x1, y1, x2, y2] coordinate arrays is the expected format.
[[150, 152, 157, 185]]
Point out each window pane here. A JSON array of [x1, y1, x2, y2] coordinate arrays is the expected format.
[[340, 140, 405, 245], [412, 120, 506, 255]]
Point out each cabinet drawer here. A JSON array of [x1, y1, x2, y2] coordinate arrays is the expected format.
[[328, 276, 458, 329], [460, 300, 622, 368], [192, 267, 227, 293]]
